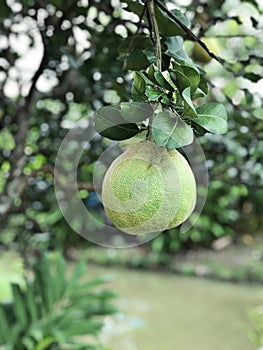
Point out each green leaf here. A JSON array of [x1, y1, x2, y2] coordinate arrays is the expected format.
[[253, 108, 263, 120], [21, 336, 36, 350], [244, 72, 261, 83], [182, 87, 197, 117], [122, 0, 145, 18], [97, 124, 140, 141], [131, 72, 146, 96], [12, 284, 28, 328], [0, 1, 12, 22], [155, 5, 184, 37], [170, 9, 191, 27], [171, 70, 190, 94], [25, 284, 38, 323], [54, 255, 66, 299], [194, 102, 228, 134], [145, 89, 164, 101], [120, 102, 154, 122], [119, 35, 152, 71], [166, 36, 192, 64], [125, 51, 150, 71], [147, 64, 158, 85], [143, 51, 171, 71], [94, 105, 140, 140], [152, 110, 194, 149], [143, 47, 156, 64], [66, 259, 86, 295], [198, 76, 209, 95], [36, 336, 56, 350], [191, 88, 206, 99], [153, 67, 175, 91], [0, 307, 9, 342], [172, 62, 200, 92]]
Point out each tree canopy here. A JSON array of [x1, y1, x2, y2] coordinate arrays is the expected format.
[[0, 0, 263, 250]]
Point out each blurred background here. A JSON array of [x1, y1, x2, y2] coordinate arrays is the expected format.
[[0, 0, 263, 349]]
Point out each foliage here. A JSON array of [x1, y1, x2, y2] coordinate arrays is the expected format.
[[0, 251, 25, 304], [248, 306, 263, 349], [0, 0, 262, 250], [0, 252, 117, 350]]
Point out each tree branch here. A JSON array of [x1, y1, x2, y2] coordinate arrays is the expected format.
[[0, 29, 48, 220], [154, 0, 224, 65]]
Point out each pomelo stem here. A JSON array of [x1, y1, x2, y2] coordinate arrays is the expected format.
[[147, 0, 162, 141], [147, 0, 162, 72]]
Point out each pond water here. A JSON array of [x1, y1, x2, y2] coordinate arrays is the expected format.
[[85, 264, 263, 350]]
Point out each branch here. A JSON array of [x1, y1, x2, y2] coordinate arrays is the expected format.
[[147, 0, 162, 72], [0, 29, 48, 221], [0, 2, 77, 221], [154, 0, 224, 65]]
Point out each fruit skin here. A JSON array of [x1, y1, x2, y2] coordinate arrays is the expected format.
[[192, 37, 219, 63], [102, 141, 196, 235]]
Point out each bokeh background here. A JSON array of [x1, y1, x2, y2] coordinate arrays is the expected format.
[[0, 0, 263, 349]]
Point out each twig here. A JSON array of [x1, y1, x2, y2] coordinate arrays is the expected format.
[[147, 0, 162, 72], [154, 0, 224, 65], [146, 0, 163, 141]]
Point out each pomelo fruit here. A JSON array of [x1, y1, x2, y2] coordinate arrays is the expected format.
[[102, 141, 196, 234], [192, 37, 219, 63]]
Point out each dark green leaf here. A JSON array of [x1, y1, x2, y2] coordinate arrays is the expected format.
[[147, 64, 158, 85], [12, 284, 28, 328], [193, 102, 228, 134], [172, 62, 200, 92], [243, 88, 254, 105], [152, 110, 194, 149], [99, 124, 140, 140], [53, 255, 66, 300], [143, 47, 156, 64], [25, 284, 38, 323], [155, 5, 184, 37], [0, 1, 11, 22], [171, 70, 191, 94], [122, 0, 145, 18], [95, 103, 151, 140], [125, 51, 150, 71], [120, 102, 154, 122], [182, 87, 197, 117], [0, 307, 9, 342], [244, 72, 261, 82], [198, 76, 209, 95], [145, 89, 164, 101], [119, 35, 152, 71], [153, 68, 175, 91], [131, 72, 146, 96], [143, 51, 171, 71], [94, 105, 125, 131]]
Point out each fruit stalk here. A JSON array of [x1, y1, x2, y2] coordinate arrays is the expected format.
[[146, 0, 162, 141], [147, 0, 162, 72]]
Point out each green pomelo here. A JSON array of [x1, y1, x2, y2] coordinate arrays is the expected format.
[[102, 141, 196, 234], [192, 37, 219, 64]]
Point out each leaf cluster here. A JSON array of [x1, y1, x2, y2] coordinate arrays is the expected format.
[[95, 2, 228, 149], [0, 254, 117, 350]]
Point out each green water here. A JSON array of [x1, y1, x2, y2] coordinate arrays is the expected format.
[[85, 264, 263, 350]]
